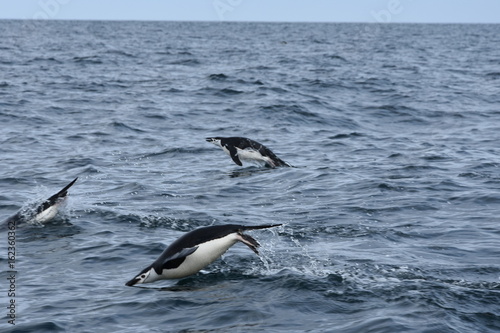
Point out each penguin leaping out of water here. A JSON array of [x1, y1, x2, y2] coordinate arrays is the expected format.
[[125, 223, 281, 286], [1, 177, 78, 228], [206, 137, 291, 168]]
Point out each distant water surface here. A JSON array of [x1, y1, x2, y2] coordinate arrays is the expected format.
[[0, 20, 499, 333]]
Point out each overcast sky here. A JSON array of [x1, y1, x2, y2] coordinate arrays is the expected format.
[[1, 0, 499, 24]]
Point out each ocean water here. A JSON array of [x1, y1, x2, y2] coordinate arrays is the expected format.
[[1, 20, 499, 332]]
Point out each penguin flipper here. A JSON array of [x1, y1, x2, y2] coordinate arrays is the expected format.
[[38, 177, 78, 213], [226, 145, 243, 166], [160, 246, 198, 270]]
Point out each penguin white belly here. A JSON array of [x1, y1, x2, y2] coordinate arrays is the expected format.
[[236, 148, 272, 165], [163, 233, 239, 279], [34, 201, 64, 223]]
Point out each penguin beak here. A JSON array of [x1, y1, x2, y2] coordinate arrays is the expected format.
[[125, 277, 140, 287], [205, 138, 213, 142]]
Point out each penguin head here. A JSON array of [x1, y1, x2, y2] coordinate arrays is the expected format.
[[206, 137, 222, 147], [125, 268, 153, 287]]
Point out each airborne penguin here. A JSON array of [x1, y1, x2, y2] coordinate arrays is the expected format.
[[126, 224, 281, 286], [206, 136, 291, 168]]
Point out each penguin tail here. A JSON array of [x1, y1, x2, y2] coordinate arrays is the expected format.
[[238, 232, 260, 254], [237, 224, 282, 254], [267, 157, 292, 168], [241, 224, 283, 231]]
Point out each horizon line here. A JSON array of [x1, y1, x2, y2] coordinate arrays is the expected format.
[[0, 18, 499, 25]]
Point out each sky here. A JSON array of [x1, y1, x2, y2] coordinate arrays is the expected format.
[[1, 0, 499, 24]]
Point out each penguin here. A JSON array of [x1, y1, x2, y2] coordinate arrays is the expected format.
[[125, 223, 281, 286], [1, 177, 78, 228], [206, 137, 291, 168]]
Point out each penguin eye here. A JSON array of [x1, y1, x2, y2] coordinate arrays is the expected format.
[[140, 274, 146, 279]]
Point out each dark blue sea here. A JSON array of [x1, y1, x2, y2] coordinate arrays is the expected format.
[[1, 20, 499, 332]]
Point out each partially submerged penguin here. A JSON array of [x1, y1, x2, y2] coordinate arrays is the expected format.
[[206, 137, 291, 168], [1, 177, 78, 228], [126, 223, 281, 286]]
